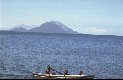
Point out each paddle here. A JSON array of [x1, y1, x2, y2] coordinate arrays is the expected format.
[[52, 69, 63, 75]]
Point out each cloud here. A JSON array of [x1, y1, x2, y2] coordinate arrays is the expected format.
[[88, 27, 107, 33], [82, 27, 108, 35]]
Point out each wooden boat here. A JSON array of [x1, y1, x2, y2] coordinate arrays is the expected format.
[[32, 72, 95, 79]]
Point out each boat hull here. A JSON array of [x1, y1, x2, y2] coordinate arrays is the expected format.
[[32, 72, 95, 79]]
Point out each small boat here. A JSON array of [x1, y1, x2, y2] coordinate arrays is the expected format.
[[32, 65, 95, 79], [32, 72, 95, 79]]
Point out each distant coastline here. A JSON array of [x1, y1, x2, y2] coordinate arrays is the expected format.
[[0, 30, 122, 37]]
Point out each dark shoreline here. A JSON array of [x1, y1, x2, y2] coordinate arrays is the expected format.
[[0, 30, 122, 37]]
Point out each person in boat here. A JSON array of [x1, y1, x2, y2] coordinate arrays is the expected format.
[[52, 69, 56, 75], [79, 70, 83, 75], [64, 69, 70, 75], [45, 65, 52, 75]]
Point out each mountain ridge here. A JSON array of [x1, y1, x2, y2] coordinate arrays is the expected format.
[[10, 21, 78, 34]]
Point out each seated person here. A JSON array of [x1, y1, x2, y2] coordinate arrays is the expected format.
[[45, 69, 50, 74], [64, 69, 70, 75], [79, 70, 83, 75], [45, 65, 52, 75]]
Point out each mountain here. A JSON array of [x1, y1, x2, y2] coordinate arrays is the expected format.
[[10, 21, 78, 34], [30, 21, 78, 34], [10, 24, 29, 32], [10, 27, 28, 32], [10, 24, 39, 32]]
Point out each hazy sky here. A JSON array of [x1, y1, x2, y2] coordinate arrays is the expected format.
[[1, 0, 123, 35]]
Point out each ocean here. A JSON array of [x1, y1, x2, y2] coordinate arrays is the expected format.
[[0, 32, 123, 79]]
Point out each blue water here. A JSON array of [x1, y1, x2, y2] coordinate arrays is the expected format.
[[0, 32, 123, 79]]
